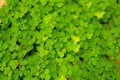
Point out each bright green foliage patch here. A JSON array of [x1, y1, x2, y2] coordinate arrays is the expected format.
[[0, 0, 120, 80]]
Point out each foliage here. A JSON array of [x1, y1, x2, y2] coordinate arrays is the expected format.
[[0, 0, 120, 80]]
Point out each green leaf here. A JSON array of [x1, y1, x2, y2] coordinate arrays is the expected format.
[[86, 32, 93, 39], [57, 51, 64, 58], [4, 67, 11, 75], [40, 0, 48, 6], [8, 60, 17, 70], [57, 2, 64, 8], [43, 14, 52, 24], [45, 74, 51, 80], [73, 44, 80, 53]]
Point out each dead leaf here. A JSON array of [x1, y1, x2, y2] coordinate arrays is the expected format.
[[0, 0, 6, 23], [0, 0, 6, 9], [0, 19, 1, 23], [116, 60, 120, 64]]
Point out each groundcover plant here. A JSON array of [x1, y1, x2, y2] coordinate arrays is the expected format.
[[0, 0, 120, 80]]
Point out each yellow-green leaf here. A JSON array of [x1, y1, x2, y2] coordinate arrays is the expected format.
[[59, 75, 66, 80], [73, 44, 80, 53], [95, 11, 105, 19], [86, 2, 92, 8], [71, 35, 80, 43]]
